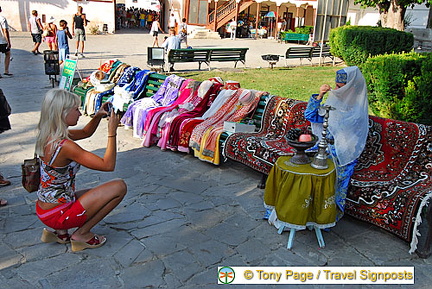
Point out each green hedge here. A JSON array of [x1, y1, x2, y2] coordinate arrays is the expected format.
[[362, 52, 432, 124], [329, 26, 414, 66]]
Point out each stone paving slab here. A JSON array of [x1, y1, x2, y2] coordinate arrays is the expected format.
[[0, 31, 430, 288]]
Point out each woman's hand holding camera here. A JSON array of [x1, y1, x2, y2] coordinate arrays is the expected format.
[[107, 107, 120, 138], [96, 102, 113, 118], [94, 102, 120, 138]]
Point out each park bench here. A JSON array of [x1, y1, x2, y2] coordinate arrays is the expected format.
[[207, 48, 249, 68], [283, 46, 313, 66], [73, 64, 432, 258], [167, 48, 249, 70], [222, 95, 432, 258], [281, 33, 309, 43], [311, 46, 334, 64], [167, 49, 211, 70], [141, 72, 168, 98]]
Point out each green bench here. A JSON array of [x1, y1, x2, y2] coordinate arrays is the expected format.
[[281, 33, 309, 43], [311, 46, 334, 63], [283, 46, 313, 66], [168, 48, 249, 70], [207, 48, 249, 68], [167, 49, 211, 70], [142, 73, 168, 98], [282, 46, 335, 66]]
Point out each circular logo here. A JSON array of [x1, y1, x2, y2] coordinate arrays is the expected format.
[[244, 270, 254, 280], [218, 266, 235, 284]]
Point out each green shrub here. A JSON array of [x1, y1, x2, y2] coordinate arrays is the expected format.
[[329, 26, 414, 66], [281, 26, 313, 36], [362, 52, 432, 124], [293, 26, 313, 35]]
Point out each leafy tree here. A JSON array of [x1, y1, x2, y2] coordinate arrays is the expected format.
[[354, 0, 432, 30]]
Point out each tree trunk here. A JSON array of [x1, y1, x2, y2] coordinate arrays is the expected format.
[[378, 0, 406, 31]]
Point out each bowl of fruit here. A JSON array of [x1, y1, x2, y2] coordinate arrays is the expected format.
[[285, 129, 318, 164]]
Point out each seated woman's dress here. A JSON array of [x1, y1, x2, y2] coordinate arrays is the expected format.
[[304, 66, 369, 220]]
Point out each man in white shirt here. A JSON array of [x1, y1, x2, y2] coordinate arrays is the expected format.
[[168, 13, 177, 30], [229, 19, 237, 40], [162, 28, 181, 72], [0, 6, 12, 77], [27, 10, 43, 55]]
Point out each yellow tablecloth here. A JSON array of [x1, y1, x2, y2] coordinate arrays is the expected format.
[[264, 156, 337, 230]]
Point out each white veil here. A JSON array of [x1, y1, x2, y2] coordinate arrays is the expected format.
[[324, 66, 369, 166]]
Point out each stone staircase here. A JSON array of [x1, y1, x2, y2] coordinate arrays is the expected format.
[[189, 27, 221, 39]]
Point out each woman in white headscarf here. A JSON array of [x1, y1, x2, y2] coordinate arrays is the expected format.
[[304, 66, 369, 220]]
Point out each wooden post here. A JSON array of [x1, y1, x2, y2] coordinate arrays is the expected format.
[[214, 0, 219, 32], [255, 1, 262, 39]]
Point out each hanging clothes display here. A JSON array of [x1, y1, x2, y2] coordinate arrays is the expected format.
[[189, 88, 245, 154], [92, 66, 141, 113], [121, 74, 185, 138], [157, 81, 206, 150], [166, 79, 223, 151], [193, 89, 262, 165], [177, 84, 240, 153], [141, 79, 197, 147], [108, 69, 152, 112]]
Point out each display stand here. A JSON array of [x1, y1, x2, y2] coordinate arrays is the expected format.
[[264, 156, 336, 249], [59, 55, 81, 91]]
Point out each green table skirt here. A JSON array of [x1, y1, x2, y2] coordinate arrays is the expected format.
[[264, 156, 337, 230]]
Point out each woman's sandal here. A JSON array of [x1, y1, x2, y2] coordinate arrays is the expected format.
[[40, 228, 71, 244], [71, 234, 106, 252], [0, 178, 11, 187]]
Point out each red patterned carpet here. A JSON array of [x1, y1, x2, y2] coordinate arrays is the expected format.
[[346, 115, 432, 252], [224, 98, 432, 253]]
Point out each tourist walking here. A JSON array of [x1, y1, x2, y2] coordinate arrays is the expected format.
[[0, 6, 12, 77], [0, 87, 12, 206], [229, 19, 237, 40], [72, 6, 87, 58], [28, 10, 43, 55], [56, 20, 72, 65], [43, 16, 58, 51], [150, 16, 164, 47], [178, 18, 188, 48], [168, 13, 177, 31]]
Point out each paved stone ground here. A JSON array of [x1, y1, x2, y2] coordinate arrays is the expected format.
[[0, 31, 430, 288]]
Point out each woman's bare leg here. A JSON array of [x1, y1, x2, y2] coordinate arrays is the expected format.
[[71, 178, 127, 241]]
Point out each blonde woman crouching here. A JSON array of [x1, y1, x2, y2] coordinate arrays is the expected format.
[[35, 89, 127, 252]]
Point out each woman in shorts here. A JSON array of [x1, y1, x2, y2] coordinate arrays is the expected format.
[[44, 16, 58, 50], [35, 89, 127, 252]]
